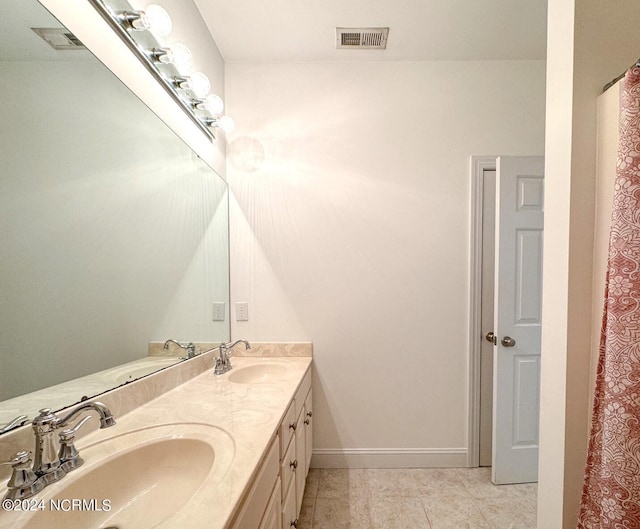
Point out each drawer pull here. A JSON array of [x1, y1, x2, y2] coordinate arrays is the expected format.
[[290, 519, 299, 528], [289, 421, 297, 431], [290, 459, 298, 471], [306, 411, 313, 418], [304, 418, 310, 425]]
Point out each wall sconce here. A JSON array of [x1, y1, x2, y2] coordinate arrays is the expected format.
[[88, 0, 233, 140]]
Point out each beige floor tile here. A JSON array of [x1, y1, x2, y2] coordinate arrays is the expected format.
[[313, 496, 372, 529], [455, 469, 537, 500], [299, 493, 316, 529], [366, 469, 423, 497], [369, 497, 432, 529], [476, 497, 537, 529], [422, 496, 491, 529], [316, 468, 369, 499], [305, 468, 321, 499], [411, 468, 472, 497]]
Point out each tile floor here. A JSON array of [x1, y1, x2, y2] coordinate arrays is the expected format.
[[298, 467, 537, 529]]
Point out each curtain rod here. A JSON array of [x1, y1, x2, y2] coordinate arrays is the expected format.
[[603, 57, 640, 93]]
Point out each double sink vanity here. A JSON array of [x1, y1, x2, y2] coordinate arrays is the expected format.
[[0, 346, 313, 529]]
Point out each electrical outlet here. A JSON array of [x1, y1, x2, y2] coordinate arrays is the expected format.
[[235, 302, 249, 321], [212, 302, 225, 321]]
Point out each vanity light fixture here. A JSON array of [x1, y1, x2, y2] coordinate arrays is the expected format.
[[169, 43, 193, 72], [203, 115, 236, 134], [89, 0, 234, 141], [149, 47, 173, 64], [173, 73, 211, 99], [193, 94, 224, 116], [117, 5, 171, 38]]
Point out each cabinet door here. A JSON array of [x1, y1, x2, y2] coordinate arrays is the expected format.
[[295, 406, 306, 516], [304, 391, 313, 475], [282, 477, 297, 529]]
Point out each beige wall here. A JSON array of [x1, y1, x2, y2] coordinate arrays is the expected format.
[[226, 60, 546, 466], [539, 0, 640, 526]]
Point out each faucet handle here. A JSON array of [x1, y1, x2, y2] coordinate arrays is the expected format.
[[2, 451, 44, 500], [58, 416, 92, 472], [0, 415, 28, 434]]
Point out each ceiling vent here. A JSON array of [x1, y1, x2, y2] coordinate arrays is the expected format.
[[336, 27, 389, 50], [31, 28, 86, 50]]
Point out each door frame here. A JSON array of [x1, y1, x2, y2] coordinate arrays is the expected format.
[[467, 155, 497, 468]]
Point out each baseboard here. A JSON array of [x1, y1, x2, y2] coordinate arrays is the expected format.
[[310, 448, 468, 469]]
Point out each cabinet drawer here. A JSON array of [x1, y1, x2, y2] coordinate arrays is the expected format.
[[279, 401, 297, 457]]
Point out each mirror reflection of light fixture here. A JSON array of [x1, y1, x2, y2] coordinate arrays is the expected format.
[[89, 0, 234, 141]]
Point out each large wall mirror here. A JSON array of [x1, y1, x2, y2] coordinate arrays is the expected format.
[[0, 0, 230, 431]]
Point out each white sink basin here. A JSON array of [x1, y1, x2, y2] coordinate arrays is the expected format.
[[228, 363, 287, 384], [20, 423, 234, 529]]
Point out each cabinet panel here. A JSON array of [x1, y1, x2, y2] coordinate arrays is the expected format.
[[304, 390, 313, 475], [295, 405, 306, 517]]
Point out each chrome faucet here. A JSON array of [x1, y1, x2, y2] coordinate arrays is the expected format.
[[163, 339, 198, 359], [213, 339, 251, 375], [2, 401, 115, 500]]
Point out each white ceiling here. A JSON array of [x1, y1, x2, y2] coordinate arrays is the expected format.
[[193, 0, 548, 62]]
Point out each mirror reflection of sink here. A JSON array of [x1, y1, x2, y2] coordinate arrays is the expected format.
[[21, 423, 234, 529], [228, 363, 287, 384]]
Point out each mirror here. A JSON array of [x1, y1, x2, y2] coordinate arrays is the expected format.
[[0, 0, 230, 430]]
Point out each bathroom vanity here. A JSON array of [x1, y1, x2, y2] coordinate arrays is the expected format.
[[0, 352, 313, 529]]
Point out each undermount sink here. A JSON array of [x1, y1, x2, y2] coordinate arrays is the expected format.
[[20, 423, 234, 529], [228, 363, 287, 384]]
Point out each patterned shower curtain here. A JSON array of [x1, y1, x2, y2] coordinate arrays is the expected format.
[[577, 65, 640, 529]]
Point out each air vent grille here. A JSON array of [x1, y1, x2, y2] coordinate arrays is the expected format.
[[336, 27, 389, 50], [31, 28, 86, 50]]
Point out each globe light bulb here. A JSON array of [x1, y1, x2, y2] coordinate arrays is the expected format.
[[204, 94, 224, 116], [188, 72, 211, 99], [145, 4, 172, 38], [217, 115, 235, 134], [170, 43, 193, 72]]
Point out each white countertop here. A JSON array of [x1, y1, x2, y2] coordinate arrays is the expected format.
[[0, 356, 313, 529]]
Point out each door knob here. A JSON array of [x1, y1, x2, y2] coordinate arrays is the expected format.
[[501, 336, 516, 347], [485, 332, 497, 345]]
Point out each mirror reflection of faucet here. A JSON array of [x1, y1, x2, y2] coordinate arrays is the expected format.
[[1, 401, 116, 501], [163, 339, 198, 359]]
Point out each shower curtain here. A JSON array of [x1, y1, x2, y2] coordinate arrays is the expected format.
[[577, 65, 640, 529]]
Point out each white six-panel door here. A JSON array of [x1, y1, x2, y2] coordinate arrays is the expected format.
[[492, 156, 544, 485]]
